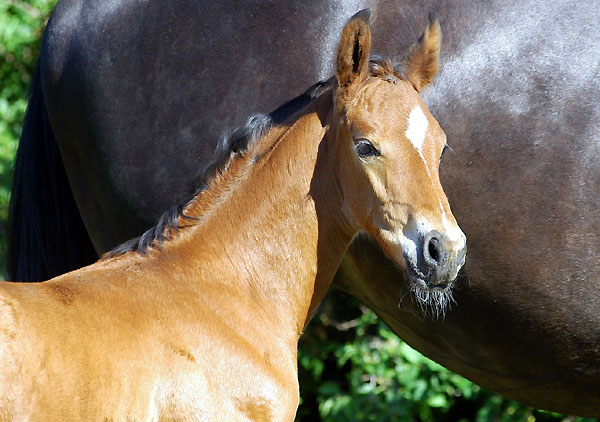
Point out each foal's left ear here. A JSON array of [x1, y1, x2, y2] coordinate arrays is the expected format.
[[336, 9, 372, 99], [404, 13, 442, 92]]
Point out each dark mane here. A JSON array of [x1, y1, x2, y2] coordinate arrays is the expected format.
[[103, 79, 333, 258], [196, 78, 334, 192], [104, 61, 405, 259]]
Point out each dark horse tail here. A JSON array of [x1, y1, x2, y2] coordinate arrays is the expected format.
[[6, 64, 98, 281]]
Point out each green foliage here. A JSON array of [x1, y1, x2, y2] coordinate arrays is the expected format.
[[0, 0, 56, 273], [297, 292, 596, 422]]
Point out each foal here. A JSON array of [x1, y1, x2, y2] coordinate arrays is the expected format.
[[0, 10, 465, 421]]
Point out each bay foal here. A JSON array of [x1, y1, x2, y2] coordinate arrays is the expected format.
[[0, 11, 465, 421]]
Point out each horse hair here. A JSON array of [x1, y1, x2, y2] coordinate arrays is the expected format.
[[104, 62, 401, 258], [197, 77, 334, 190], [7, 65, 98, 280]]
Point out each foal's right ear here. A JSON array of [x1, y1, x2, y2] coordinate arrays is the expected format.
[[336, 9, 372, 100]]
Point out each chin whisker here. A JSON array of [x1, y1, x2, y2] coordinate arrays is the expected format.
[[408, 282, 455, 320], [398, 287, 411, 307]]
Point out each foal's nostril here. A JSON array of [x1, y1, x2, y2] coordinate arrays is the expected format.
[[427, 237, 441, 264], [418, 230, 464, 286], [423, 231, 445, 270]]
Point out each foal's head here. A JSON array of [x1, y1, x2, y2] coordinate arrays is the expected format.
[[332, 10, 466, 308]]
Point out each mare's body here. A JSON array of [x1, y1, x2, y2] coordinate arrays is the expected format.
[[8, 0, 600, 416]]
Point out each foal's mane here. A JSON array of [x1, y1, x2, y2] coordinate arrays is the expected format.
[[104, 60, 402, 258], [104, 79, 332, 258]]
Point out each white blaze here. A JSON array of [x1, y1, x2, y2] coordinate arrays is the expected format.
[[405, 106, 429, 152], [404, 106, 466, 250], [406, 106, 433, 179]]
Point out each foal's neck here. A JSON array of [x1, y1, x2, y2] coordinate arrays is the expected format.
[[167, 91, 355, 337]]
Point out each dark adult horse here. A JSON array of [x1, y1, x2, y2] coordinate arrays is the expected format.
[[8, 0, 600, 417]]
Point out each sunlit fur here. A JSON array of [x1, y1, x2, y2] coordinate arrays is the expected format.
[[0, 11, 464, 421]]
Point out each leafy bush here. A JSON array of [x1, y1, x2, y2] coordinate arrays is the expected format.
[[297, 291, 596, 422]]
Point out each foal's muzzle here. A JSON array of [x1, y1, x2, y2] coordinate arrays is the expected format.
[[413, 230, 466, 289]]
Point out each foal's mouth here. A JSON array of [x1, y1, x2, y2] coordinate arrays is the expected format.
[[405, 261, 452, 290], [401, 258, 456, 319]]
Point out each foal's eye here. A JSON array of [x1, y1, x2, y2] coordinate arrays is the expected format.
[[354, 139, 380, 158], [440, 144, 451, 163]]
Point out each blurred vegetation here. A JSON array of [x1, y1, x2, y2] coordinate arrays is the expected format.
[[0, 2, 596, 421]]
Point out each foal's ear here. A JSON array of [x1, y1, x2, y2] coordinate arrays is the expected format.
[[403, 13, 442, 92], [336, 9, 372, 99]]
